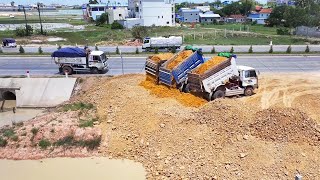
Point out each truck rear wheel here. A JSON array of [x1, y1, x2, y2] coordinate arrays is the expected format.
[[213, 90, 225, 100], [62, 66, 73, 75], [244, 87, 254, 96], [91, 68, 99, 74]]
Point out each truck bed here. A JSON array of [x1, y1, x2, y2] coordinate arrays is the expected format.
[[187, 58, 235, 92], [159, 50, 204, 86], [145, 59, 167, 82]]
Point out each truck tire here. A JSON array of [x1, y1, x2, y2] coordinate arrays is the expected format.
[[91, 68, 99, 74], [62, 66, 73, 75], [183, 84, 190, 93], [213, 90, 225, 100], [244, 87, 254, 96]]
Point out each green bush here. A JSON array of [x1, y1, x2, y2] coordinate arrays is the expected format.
[[38, 46, 43, 54], [39, 139, 51, 149], [211, 46, 215, 54], [171, 46, 176, 53], [248, 45, 253, 53], [155, 47, 159, 54], [11, 135, 18, 141], [135, 47, 139, 54], [269, 45, 273, 53], [305, 45, 310, 53], [3, 128, 15, 138], [230, 46, 234, 53], [0, 137, 7, 147], [62, 102, 94, 112], [116, 46, 120, 54], [286, 45, 291, 53], [15, 25, 33, 36], [31, 128, 39, 135], [79, 118, 98, 128], [96, 13, 108, 26], [54, 135, 101, 149], [95, 45, 99, 51], [19, 45, 25, 54], [276, 28, 290, 35], [111, 21, 124, 29], [131, 26, 148, 40]]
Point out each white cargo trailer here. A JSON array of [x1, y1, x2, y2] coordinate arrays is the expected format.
[[142, 36, 182, 51]]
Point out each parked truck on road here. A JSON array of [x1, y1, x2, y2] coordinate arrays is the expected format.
[[52, 47, 109, 75], [142, 36, 182, 52], [185, 54, 258, 100]]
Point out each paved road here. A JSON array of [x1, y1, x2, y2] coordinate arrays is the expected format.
[[2, 45, 320, 53], [0, 55, 319, 76]]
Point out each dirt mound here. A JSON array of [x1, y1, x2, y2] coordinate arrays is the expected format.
[[139, 79, 207, 107], [149, 53, 174, 62], [193, 99, 256, 135], [250, 108, 320, 146]]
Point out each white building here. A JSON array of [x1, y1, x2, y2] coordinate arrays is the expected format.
[[127, 0, 175, 27], [195, 6, 210, 13], [106, 8, 129, 24]]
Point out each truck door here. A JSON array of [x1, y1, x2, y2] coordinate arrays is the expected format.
[[242, 70, 258, 87], [143, 39, 150, 49]]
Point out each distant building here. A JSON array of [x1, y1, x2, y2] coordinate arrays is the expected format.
[[85, 4, 107, 21], [179, 8, 200, 23], [83, 4, 128, 22], [248, 8, 272, 25], [195, 6, 210, 13], [223, 14, 246, 23], [199, 11, 221, 24], [106, 7, 128, 24], [127, 0, 175, 27]]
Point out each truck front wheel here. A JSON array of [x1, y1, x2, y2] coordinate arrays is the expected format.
[[213, 90, 225, 100], [244, 87, 254, 96]]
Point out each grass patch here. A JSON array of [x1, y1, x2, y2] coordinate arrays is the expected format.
[[11, 135, 18, 142], [79, 118, 98, 128], [31, 128, 39, 135], [54, 135, 101, 150], [2, 128, 15, 138], [21, 132, 27, 136], [13, 121, 24, 127], [62, 102, 94, 112], [38, 139, 51, 149], [0, 136, 8, 147]]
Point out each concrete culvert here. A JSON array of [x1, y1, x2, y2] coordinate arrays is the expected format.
[[2, 91, 16, 100]]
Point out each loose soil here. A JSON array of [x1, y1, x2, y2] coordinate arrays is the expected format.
[[1, 73, 320, 179], [193, 56, 227, 74], [150, 53, 174, 62], [167, 50, 193, 70]]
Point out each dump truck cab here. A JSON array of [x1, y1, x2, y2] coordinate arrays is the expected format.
[[237, 65, 259, 91]]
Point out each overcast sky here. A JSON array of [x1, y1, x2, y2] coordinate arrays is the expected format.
[[1, 0, 267, 6]]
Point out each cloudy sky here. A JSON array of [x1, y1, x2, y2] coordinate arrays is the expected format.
[[1, 0, 267, 6]]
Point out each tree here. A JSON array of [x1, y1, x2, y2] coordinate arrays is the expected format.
[[305, 45, 310, 53], [286, 45, 292, 53], [171, 46, 177, 53], [221, 1, 253, 16], [211, 46, 216, 54], [89, 0, 99, 4], [10, 1, 15, 6], [111, 21, 124, 29], [116, 46, 120, 54], [269, 45, 273, 53], [267, 6, 287, 27], [38, 46, 43, 54], [131, 26, 148, 40], [19, 45, 25, 54], [248, 45, 253, 53], [96, 13, 108, 26], [283, 6, 308, 28]]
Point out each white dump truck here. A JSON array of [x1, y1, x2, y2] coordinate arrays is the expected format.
[[51, 47, 109, 75], [185, 54, 258, 100], [142, 36, 182, 52]]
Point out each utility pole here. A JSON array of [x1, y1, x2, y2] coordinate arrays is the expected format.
[[22, 6, 28, 35], [37, 3, 43, 35]]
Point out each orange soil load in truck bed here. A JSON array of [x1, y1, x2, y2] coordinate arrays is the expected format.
[[167, 50, 193, 70], [193, 56, 227, 74]]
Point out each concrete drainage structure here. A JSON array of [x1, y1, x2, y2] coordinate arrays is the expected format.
[[0, 78, 76, 108]]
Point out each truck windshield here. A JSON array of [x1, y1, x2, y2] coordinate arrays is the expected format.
[[93, 56, 100, 62], [245, 70, 257, 78], [144, 40, 150, 44]]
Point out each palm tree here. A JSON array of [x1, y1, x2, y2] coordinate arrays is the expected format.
[[10, 1, 15, 7]]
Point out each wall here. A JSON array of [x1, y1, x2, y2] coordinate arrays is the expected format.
[[181, 12, 200, 23], [107, 8, 128, 24], [139, 0, 174, 26], [295, 26, 320, 38]]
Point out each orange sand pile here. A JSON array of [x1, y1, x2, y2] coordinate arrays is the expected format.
[[167, 50, 193, 70], [150, 53, 174, 62], [139, 79, 207, 107], [193, 56, 227, 74]]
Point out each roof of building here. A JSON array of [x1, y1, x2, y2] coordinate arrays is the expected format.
[[255, 5, 262, 11], [260, 8, 272, 14], [229, 14, 246, 19], [199, 13, 221, 18], [179, 8, 200, 13]]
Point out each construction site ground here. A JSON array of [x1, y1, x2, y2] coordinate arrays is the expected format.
[[1, 73, 320, 179]]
